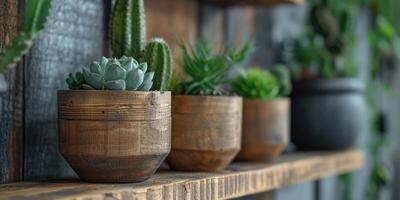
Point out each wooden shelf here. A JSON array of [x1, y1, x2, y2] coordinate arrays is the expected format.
[[204, 0, 304, 6], [0, 150, 364, 200]]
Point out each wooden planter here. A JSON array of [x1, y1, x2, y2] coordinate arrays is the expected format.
[[236, 98, 290, 161], [57, 91, 171, 183], [167, 95, 242, 171]]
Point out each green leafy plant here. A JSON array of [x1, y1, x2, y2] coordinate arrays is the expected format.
[[232, 65, 292, 99], [271, 65, 292, 96], [0, 0, 52, 74], [66, 56, 153, 91], [173, 41, 251, 96], [291, 0, 358, 80], [232, 68, 279, 99], [110, 0, 172, 91]]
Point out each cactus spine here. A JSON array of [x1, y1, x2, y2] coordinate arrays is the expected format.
[[145, 38, 172, 91], [110, 0, 172, 91]]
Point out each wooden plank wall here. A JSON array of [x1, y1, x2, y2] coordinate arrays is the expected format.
[[0, 0, 23, 184], [146, 0, 198, 66]]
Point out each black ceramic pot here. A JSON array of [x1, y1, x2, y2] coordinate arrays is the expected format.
[[291, 78, 367, 150]]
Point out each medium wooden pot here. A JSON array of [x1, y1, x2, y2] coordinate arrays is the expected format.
[[57, 91, 171, 183], [236, 98, 290, 161], [167, 95, 242, 171]]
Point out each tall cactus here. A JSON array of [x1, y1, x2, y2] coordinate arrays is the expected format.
[[0, 0, 52, 74], [110, 0, 146, 59], [110, 0, 173, 91], [145, 38, 172, 91]]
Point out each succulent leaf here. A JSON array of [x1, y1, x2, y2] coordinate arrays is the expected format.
[[104, 63, 126, 81], [120, 57, 134, 71], [104, 80, 126, 90], [81, 84, 95, 90], [139, 62, 147, 72], [90, 62, 103, 74], [126, 68, 144, 90], [66, 72, 84, 90], [143, 72, 154, 84], [83, 69, 103, 89]]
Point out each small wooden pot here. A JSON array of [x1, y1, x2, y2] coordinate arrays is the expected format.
[[58, 90, 171, 183], [236, 98, 290, 161], [167, 95, 242, 171]]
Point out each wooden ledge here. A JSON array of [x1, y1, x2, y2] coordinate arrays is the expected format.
[[0, 150, 364, 200]]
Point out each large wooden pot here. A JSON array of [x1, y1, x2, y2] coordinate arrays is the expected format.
[[58, 91, 171, 183], [236, 98, 290, 161], [167, 95, 242, 171]]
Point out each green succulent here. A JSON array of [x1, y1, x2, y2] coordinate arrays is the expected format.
[[110, 0, 172, 91], [175, 41, 251, 96], [271, 65, 292, 96], [232, 68, 280, 100], [66, 56, 153, 91]]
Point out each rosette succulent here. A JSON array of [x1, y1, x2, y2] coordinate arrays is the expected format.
[[66, 56, 154, 91]]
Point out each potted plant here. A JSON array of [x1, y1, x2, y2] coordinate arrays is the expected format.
[[290, 0, 367, 150], [232, 65, 291, 161], [166, 41, 251, 171], [58, 0, 173, 183]]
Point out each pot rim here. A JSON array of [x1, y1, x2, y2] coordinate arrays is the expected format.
[[58, 90, 171, 95], [243, 97, 290, 103], [292, 78, 365, 95], [173, 94, 242, 100]]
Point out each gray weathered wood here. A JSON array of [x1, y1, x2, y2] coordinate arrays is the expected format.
[[23, 0, 106, 180]]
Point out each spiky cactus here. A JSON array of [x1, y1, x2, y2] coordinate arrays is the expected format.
[[66, 56, 154, 91], [0, 0, 52, 74], [145, 38, 172, 91], [110, 0, 172, 91]]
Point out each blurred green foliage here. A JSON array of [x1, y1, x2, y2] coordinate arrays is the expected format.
[[291, 0, 358, 80]]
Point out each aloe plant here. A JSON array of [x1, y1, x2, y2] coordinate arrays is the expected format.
[[110, 0, 172, 91], [66, 56, 154, 91], [0, 0, 52, 74], [172, 41, 251, 96]]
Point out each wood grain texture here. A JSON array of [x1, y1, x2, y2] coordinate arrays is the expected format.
[[0, 150, 364, 200], [167, 95, 243, 172], [58, 91, 171, 183], [23, 0, 106, 180], [236, 98, 290, 161], [204, 0, 304, 6], [198, 4, 225, 50], [146, 0, 198, 67], [0, 0, 23, 184]]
